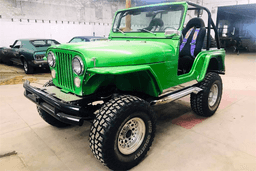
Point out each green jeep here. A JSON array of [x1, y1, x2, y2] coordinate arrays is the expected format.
[[23, 1, 225, 170]]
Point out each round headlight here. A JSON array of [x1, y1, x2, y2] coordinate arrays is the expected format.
[[72, 56, 84, 75], [47, 51, 55, 67]]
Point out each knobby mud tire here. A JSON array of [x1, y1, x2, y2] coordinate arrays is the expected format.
[[191, 72, 223, 117], [89, 95, 156, 170]]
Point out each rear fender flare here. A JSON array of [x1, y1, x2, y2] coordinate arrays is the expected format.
[[196, 54, 225, 82]]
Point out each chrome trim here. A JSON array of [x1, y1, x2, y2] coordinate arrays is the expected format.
[[47, 51, 56, 67], [151, 86, 202, 106], [117, 117, 146, 155], [208, 83, 218, 107], [160, 80, 198, 97], [72, 56, 84, 75], [91, 57, 96, 67], [32, 60, 48, 65]]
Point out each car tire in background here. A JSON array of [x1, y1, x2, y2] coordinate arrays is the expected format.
[[23, 58, 34, 74]]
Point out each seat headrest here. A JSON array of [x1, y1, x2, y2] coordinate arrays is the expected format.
[[186, 18, 205, 29]]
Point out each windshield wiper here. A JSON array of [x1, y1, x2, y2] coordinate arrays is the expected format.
[[116, 28, 126, 35], [140, 28, 156, 35]]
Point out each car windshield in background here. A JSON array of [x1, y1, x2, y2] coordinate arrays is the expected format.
[[30, 40, 60, 47], [113, 4, 184, 33], [90, 38, 108, 41], [69, 38, 90, 43]]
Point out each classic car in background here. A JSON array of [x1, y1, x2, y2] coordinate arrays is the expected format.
[[0, 39, 60, 74], [68, 36, 108, 43]]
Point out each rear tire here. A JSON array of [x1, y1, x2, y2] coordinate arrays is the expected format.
[[191, 72, 222, 117], [89, 95, 156, 170]]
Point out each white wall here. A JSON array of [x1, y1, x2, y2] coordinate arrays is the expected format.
[[0, 0, 125, 47], [0, 18, 112, 46], [2, 0, 256, 47]]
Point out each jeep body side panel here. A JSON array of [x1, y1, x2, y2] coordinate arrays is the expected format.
[[177, 49, 225, 83], [47, 40, 179, 97]]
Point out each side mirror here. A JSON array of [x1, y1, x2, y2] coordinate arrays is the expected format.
[[165, 29, 181, 37], [10, 45, 13, 48]]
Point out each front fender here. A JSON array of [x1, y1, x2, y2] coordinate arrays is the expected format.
[[86, 65, 162, 97]]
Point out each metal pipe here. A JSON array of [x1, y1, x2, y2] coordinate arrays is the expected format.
[[150, 87, 202, 106]]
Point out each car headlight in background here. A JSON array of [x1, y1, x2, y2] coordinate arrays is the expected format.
[[72, 56, 84, 75], [47, 51, 56, 67], [34, 54, 45, 60]]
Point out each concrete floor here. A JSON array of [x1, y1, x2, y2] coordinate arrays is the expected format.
[[0, 53, 256, 171]]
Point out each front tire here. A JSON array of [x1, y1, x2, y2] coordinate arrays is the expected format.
[[89, 95, 156, 170], [191, 72, 223, 117]]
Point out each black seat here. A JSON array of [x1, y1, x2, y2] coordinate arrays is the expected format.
[[143, 18, 164, 31], [179, 18, 206, 73]]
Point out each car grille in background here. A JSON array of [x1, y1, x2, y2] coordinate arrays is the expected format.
[[35, 54, 45, 60], [55, 52, 75, 91]]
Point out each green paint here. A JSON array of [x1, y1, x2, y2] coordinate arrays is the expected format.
[[46, 1, 225, 97]]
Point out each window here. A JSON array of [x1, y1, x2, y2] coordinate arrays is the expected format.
[[69, 38, 89, 43], [113, 4, 184, 33], [30, 40, 60, 47], [222, 25, 228, 37], [13, 40, 22, 48]]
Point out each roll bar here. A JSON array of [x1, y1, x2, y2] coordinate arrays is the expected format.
[[187, 2, 220, 50]]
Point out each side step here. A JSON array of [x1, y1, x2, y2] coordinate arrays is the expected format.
[[150, 86, 202, 106]]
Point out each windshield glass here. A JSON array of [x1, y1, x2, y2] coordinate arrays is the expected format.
[[30, 40, 60, 47], [113, 4, 184, 33]]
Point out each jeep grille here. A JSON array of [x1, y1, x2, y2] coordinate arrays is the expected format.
[[55, 52, 75, 91]]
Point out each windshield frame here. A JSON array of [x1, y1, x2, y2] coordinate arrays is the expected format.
[[111, 2, 187, 36]]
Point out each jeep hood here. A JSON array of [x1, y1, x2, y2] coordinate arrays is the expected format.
[[52, 41, 174, 67]]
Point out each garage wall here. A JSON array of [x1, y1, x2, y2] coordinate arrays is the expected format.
[[0, 18, 112, 46], [2, 0, 256, 47], [184, 0, 256, 23], [0, 0, 125, 47]]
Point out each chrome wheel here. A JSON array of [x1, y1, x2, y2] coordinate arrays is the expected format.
[[23, 60, 28, 72], [118, 117, 146, 155], [208, 83, 218, 107]]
